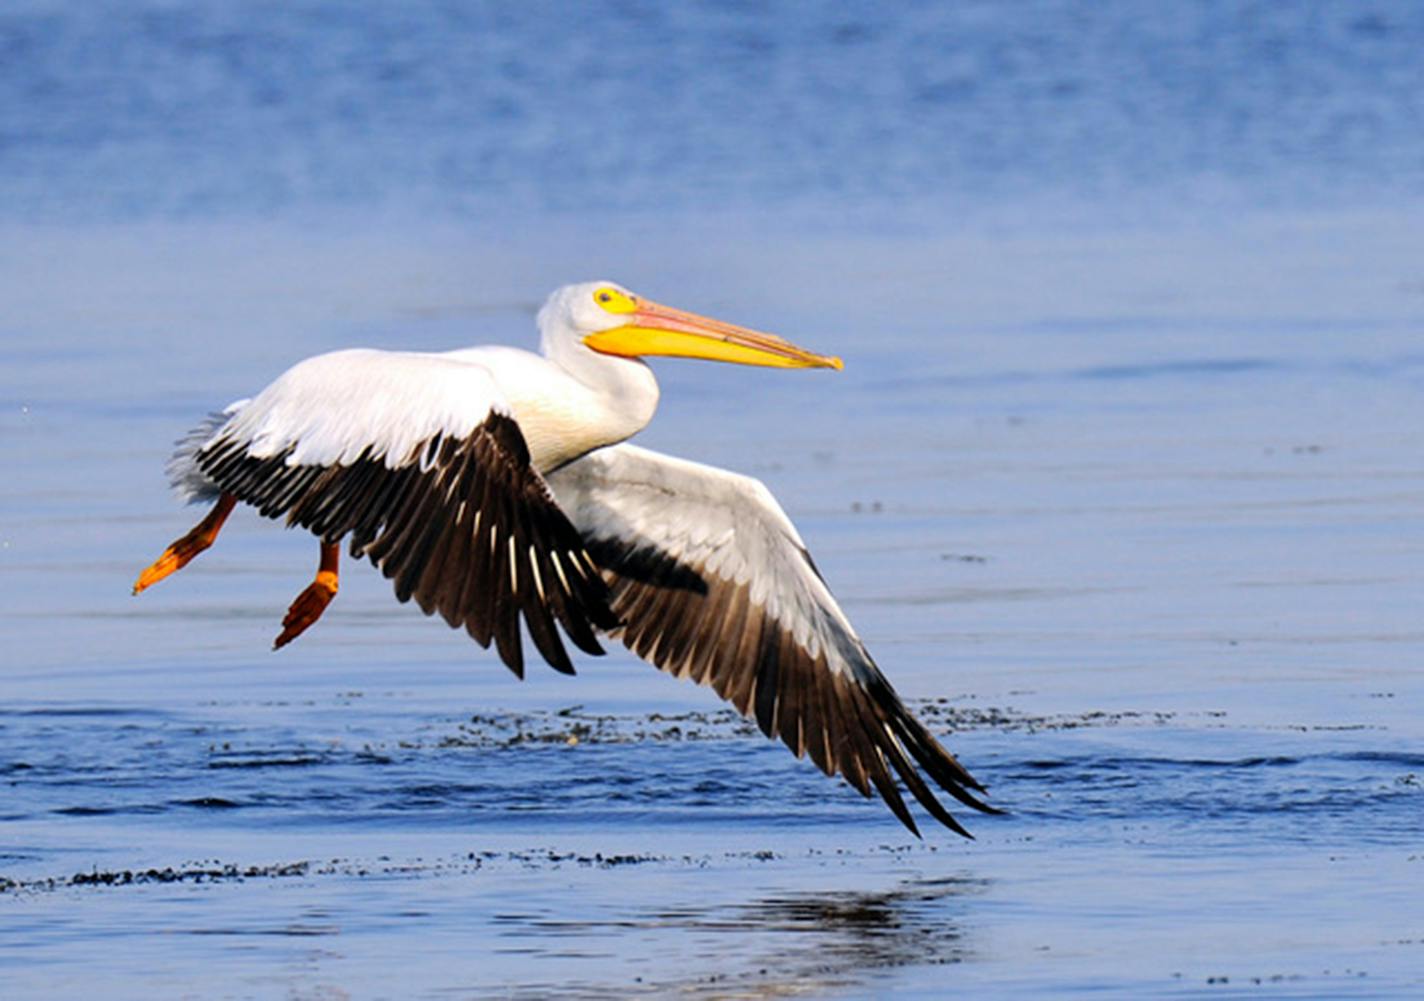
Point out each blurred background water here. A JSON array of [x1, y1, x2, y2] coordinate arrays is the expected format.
[[2, 1, 1423, 998], [4, 0, 1424, 222]]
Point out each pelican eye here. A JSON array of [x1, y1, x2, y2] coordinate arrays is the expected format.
[[593, 287, 638, 315]]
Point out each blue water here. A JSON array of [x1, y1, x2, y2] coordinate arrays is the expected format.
[[3, 2, 1424, 998], [4, 0, 1424, 222]]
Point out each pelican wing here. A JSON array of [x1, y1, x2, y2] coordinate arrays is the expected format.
[[181, 349, 618, 676], [547, 443, 997, 836]]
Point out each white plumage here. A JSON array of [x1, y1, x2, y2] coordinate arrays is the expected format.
[[192, 350, 507, 474], [137, 281, 998, 836], [548, 443, 841, 663]]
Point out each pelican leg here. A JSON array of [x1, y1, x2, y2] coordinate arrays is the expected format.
[[273, 541, 340, 650], [132, 492, 237, 595]]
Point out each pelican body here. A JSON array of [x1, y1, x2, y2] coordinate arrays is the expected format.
[[135, 282, 998, 836]]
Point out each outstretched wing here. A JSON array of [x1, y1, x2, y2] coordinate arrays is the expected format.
[[179, 348, 618, 676], [546, 443, 998, 836]]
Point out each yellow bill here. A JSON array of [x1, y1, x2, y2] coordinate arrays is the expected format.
[[584, 295, 843, 370]]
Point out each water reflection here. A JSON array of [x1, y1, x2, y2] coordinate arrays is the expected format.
[[732, 878, 980, 987], [519, 875, 984, 998]]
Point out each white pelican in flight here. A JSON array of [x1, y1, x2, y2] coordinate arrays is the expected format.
[[134, 282, 998, 836]]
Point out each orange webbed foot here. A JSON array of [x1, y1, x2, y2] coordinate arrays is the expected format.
[[273, 573, 338, 649], [132, 537, 207, 595], [132, 494, 236, 595], [273, 543, 340, 650]]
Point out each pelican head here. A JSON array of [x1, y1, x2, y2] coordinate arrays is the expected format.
[[538, 281, 843, 371]]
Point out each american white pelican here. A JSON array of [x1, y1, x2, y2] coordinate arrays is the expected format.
[[134, 282, 998, 836]]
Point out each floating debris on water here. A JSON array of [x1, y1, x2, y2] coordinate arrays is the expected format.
[[433, 701, 1185, 749]]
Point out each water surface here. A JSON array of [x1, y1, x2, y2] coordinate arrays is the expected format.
[[3, 2, 1424, 997]]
